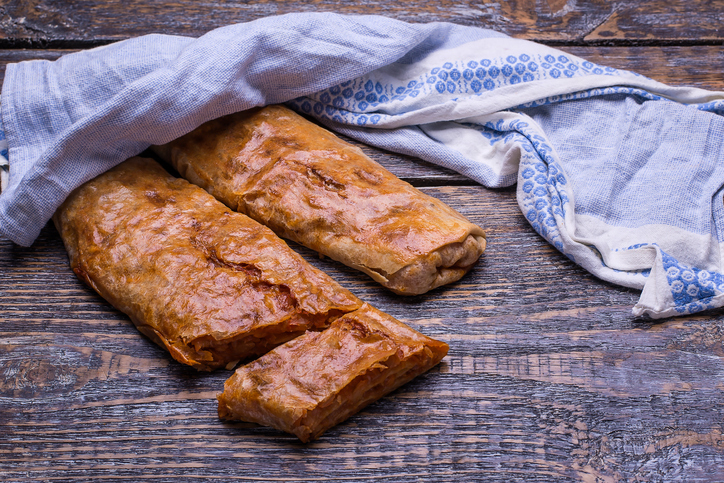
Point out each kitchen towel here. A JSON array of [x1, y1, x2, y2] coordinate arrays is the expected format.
[[2, 12, 724, 318]]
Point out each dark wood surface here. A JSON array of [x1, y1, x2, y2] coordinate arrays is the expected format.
[[2, 2, 723, 481]]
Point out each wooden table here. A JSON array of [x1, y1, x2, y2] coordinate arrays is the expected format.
[[2, 2, 723, 481]]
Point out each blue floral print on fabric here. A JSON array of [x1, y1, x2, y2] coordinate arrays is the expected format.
[[0, 125, 7, 161], [289, 53, 632, 126], [468, 117, 573, 257], [661, 250, 724, 314]]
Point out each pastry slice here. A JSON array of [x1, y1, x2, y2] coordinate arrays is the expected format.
[[153, 104, 486, 295], [217, 303, 449, 442], [53, 157, 362, 371]]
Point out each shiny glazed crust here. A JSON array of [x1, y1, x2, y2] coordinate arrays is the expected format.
[[217, 303, 449, 442], [153, 105, 486, 295], [53, 157, 362, 371]]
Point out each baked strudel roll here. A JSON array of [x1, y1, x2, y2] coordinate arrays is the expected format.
[[53, 157, 362, 371], [153, 105, 486, 295], [217, 303, 449, 442]]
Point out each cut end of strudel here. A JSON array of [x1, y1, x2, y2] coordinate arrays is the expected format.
[[217, 303, 448, 442]]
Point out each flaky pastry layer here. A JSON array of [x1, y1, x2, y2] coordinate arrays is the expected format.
[[153, 105, 486, 295], [53, 157, 362, 371], [217, 303, 449, 442]]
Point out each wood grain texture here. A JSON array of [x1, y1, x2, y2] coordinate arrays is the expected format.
[[2, 2, 724, 481], [1, 0, 723, 46]]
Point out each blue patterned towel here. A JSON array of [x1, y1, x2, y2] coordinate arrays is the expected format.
[[2, 13, 724, 318]]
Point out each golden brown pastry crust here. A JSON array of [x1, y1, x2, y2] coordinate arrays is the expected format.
[[53, 157, 362, 371], [153, 104, 486, 295], [217, 303, 449, 442]]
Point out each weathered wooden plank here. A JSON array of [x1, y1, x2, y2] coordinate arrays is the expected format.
[[563, 45, 724, 91], [1, 0, 722, 46], [2, 184, 723, 481]]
